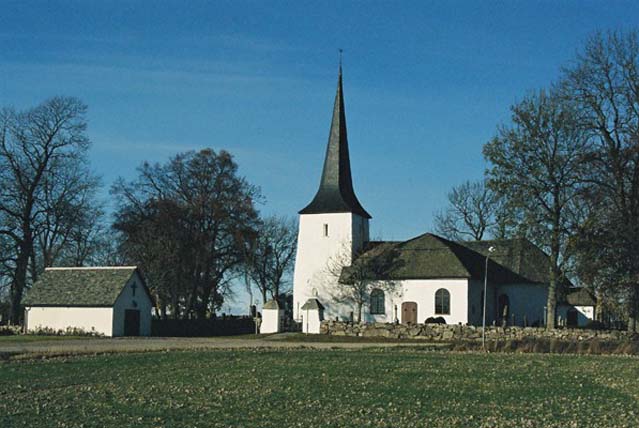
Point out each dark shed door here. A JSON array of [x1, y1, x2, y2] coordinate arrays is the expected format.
[[401, 302, 417, 325], [124, 309, 140, 336], [567, 309, 579, 327]]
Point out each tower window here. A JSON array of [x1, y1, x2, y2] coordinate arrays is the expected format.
[[323, 224, 329, 237]]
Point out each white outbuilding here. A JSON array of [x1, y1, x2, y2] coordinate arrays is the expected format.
[[558, 288, 597, 327], [23, 266, 153, 337], [301, 298, 325, 334], [261, 299, 284, 334]]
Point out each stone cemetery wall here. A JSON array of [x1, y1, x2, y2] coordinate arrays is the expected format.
[[320, 320, 631, 342]]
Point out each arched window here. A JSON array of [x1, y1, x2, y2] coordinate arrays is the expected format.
[[370, 289, 385, 315], [435, 289, 450, 315]]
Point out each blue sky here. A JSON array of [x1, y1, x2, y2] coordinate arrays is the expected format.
[[2, 1, 638, 311]]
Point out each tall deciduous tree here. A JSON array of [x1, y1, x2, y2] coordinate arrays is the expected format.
[[0, 97, 94, 324], [561, 30, 639, 331], [112, 149, 261, 319], [243, 216, 297, 304], [433, 180, 504, 241], [484, 90, 588, 329]]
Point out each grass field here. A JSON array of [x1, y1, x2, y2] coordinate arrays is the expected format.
[[1, 349, 638, 428]]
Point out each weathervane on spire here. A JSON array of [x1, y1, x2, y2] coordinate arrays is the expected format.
[[338, 48, 343, 70]]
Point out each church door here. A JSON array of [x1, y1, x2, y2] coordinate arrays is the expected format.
[[124, 309, 140, 336], [401, 302, 417, 325]]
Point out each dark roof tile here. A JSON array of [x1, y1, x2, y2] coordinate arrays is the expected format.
[[23, 267, 142, 306]]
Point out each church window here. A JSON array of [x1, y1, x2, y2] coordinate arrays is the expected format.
[[370, 289, 385, 315], [435, 288, 450, 315], [323, 224, 329, 237]]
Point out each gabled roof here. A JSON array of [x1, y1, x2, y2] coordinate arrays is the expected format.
[[560, 288, 596, 306], [462, 239, 552, 284], [301, 298, 325, 310], [263, 299, 281, 310], [299, 67, 371, 219], [23, 267, 146, 307], [348, 233, 550, 284]]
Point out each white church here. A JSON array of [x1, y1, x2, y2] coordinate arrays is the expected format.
[[291, 68, 594, 333]]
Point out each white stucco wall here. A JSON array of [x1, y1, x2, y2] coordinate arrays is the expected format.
[[301, 308, 323, 334], [25, 306, 113, 336], [261, 309, 283, 333], [112, 273, 153, 336], [557, 305, 594, 327], [494, 283, 548, 327], [362, 279, 469, 325], [292, 212, 369, 321]]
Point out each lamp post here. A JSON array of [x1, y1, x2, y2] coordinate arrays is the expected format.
[[482, 246, 496, 351]]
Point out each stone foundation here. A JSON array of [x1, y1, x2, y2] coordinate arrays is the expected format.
[[320, 320, 631, 341]]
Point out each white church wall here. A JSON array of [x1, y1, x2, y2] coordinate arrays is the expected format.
[[467, 279, 499, 326], [390, 279, 469, 325], [496, 283, 548, 327], [292, 212, 369, 321], [112, 274, 153, 336], [360, 281, 401, 324], [25, 306, 113, 336]]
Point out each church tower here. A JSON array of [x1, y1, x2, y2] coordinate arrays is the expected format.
[[293, 66, 371, 321]]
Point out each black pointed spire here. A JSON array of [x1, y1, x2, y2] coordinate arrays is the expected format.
[[299, 65, 371, 219]]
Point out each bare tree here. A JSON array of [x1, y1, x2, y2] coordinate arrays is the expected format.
[[484, 89, 589, 329], [561, 30, 639, 331], [243, 216, 297, 304], [434, 180, 503, 241], [0, 97, 93, 324], [326, 243, 402, 323], [112, 149, 261, 319]]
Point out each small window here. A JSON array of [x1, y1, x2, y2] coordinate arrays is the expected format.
[[370, 289, 385, 315], [323, 224, 329, 237], [435, 288, 450, 315]]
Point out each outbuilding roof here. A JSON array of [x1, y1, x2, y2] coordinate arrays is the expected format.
[[346, 233, 553, 285], [23, 267, 145, 307], [301, 298, 325, 310], [263, 299, 281, 310], [561, 288, 596, 306]]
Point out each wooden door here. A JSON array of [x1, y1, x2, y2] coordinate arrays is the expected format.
[[124, 309, 140, 336], [401, 302, 417, 325]]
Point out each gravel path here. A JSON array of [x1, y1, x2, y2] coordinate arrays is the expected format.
[[0, 336, 438, 359]]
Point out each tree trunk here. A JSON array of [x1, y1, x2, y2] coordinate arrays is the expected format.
[[546, 229, 560, 330], [9, 239, 32, 325], [595, 293, 604, 322], [356, 302, 363, 323], [627, 286, 637, 333]]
